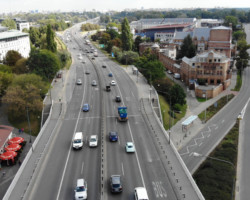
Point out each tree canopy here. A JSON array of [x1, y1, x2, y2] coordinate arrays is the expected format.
[[1, 18, 16, 29], [46, 24, 57, 53], [28, 49, 60, 80], [3, 50, 23, 66], [177, 34, 196, 59], [121, 17, 133, 51]]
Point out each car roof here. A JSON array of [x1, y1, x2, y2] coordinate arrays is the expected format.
[[90, 135, 97, 139], [110, 131, 117, 135], [77, 179, 85, 186], [127, 142, 133, 145], [83, 103, 89, 106], [111, 175, 121, 183]]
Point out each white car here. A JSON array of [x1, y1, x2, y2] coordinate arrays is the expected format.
[[74, 179, 87, 200], [89, 135, 98, 147], [92, 80, 97, 86], [110, 80, 116, 86], [125, 142, 135, 153]]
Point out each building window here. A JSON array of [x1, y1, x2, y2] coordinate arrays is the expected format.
[[209, 59, 212, 63]]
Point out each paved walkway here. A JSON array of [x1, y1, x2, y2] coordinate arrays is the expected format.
[[125, 65, 238, 150]]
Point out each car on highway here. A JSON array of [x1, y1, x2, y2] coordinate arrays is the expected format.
[[82, 104, 90, 112], [125, 142, 135, 153], [72, 132, 83, 150], [85, 71, 90, 75], [110, 175, 123, 193], [76, 79, 82, 85], [110, 80, 116, 86], [109, 131, 118, 142], [74, 178, 87, 200], [134, 187, 149, 200], [92, 57, 95, 60], [102, 64, 106, 68], [108, 72, 113, 77], [115, 96, 121, 102], [89, 135, 98, 147], [82, 60, 86, 63], [92, 80, 97, 86]]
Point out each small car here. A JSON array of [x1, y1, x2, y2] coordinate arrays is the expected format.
[[110, 80, 116, 86], [167, 70, 172, 74], [85, 71, 90, 75], [74, 179, 87, 200], [109, 132, 118, 142], [108, 72, 113, 77], [92, 80, 97, 86], [89, 135, 98, 147], [82, 60, 86, 63], [110, 175, 123, 193], [125, 142, 135, 153], [76, 79, 82, 85], [92, 57, 95, 60], [102, 65, 106, 68], [82, 104, 90, 112], [115, 96, 121, 102]]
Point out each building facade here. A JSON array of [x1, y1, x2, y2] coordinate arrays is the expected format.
[[0, 30, 31, 61]]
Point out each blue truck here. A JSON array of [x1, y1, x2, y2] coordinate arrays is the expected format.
[[117, 107, 128, 122]]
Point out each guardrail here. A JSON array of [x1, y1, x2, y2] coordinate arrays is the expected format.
[[148, 92, 205, 200]]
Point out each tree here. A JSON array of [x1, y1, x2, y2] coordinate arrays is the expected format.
[[169, 84, 186, 106], [177, 34, 196, 59], [236, 39, 250, 70], [134, 36, 143, 52], [120, 51, 139, 65], [233, 30, 246, 41], [3, 50, 23, 66], [13, 58, 29, 74], [29, 27, 41, 48], [224, 16, 238, 30], [28, 49, 60, 80], [46, 24, 57, 52], [106, 29, 119, 40], [1, 18, 16, 29], [0, 71, 13, 97], [99, 33, 111, 45], [121, 17, 133, 51]]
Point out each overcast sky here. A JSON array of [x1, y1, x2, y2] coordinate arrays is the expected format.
[[0, 0, 249, 13]]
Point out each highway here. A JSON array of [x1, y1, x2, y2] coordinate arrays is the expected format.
[[21, 22, 182, 200], [179, 24, 250, 174]]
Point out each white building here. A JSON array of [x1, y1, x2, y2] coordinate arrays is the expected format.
[[0, 30, 31, 61], [15, 19, 30, 31]]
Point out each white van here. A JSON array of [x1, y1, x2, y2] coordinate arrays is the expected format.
[[174, 73, 180, 79], [134, 187, 149, 200], [72, 132, 83, 149]]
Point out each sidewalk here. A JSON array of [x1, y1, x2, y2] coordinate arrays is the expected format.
[[124, 65, 238, 150]]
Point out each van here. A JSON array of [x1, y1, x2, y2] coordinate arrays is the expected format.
[[134, 187, 149, 200], [174, 73, 180, 79], [72, 132, 83, 149]]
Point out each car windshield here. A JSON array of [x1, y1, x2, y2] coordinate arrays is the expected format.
[[112, 184, 121, 188], [90, 138, 96, 142], [76, 186, 85, 192], [74, 139, 82, 143]]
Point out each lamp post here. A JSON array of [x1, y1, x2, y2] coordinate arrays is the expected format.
[[193, 152, 235, 200], [26, 107, 32, 143]]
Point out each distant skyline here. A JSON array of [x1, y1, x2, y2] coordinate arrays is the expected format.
[[0, 0, 249, 13]]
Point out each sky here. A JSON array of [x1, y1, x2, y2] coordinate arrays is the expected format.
[[0, 0, 249, 13]]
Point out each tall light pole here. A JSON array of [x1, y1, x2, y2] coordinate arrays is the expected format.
[[193, 152, 235, 200], [26, 107, 32, 143]]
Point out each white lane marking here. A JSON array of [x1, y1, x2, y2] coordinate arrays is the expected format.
[[152, 181, 167, 198], [131, 91, 135, 98], [88, 117, 90, 124], [56, 55, 87, 200], [207, 134, 211, 138], [118, 137, 120, 145], [121, 163, 124, 176], [221, 119, 225, 123], [199, 143, 203, 146], [81, 162, 84, 174]]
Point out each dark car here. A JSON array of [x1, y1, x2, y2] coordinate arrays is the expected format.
[[110, 175, 122, 193], [102, 65, 106, 68], [108, 72, 113, 77], [115, 96, 121, 102], [109, 132, 118, 142]]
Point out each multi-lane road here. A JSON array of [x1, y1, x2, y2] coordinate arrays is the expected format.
[[21, 22, 183, 200]]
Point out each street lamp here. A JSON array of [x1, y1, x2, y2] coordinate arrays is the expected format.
[[26, 107, 32, 143], [193, 152, 235, 200]]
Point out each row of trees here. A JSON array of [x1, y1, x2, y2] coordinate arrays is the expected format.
[[81, 23, 100, 31]]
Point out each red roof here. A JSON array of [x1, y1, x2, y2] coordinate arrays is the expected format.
[[0, 125, 14, 151], [144, 23, 191, 30]]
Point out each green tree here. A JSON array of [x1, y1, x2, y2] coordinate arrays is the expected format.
[[46, 24, 57, 52], [29, 27, 41, 48], [1, 18, 16, 29], [177, 34, 196, 59], [99, 33, 111, 45], [120, 51, 139, 65], [3, 50, 23, 66], [134, 36, 143, 52], [224, 16, 238, 30], [106, 29, 119, 40], [13, 58, 29, 74], [233, 30, 246, 41], [28, 49, 60, 80], [121, 17, 133, 51], [169, 84, 186, 105], [0, 71, 13, 97]]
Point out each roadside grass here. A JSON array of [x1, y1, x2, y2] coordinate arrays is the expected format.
[[198, 94, 234, 122], [196, 97, 208, 102], [194, 120, 239, 200], [55, 36, 66, 51], [232, 71, 242, 91], [158, 95, 187, 130]]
